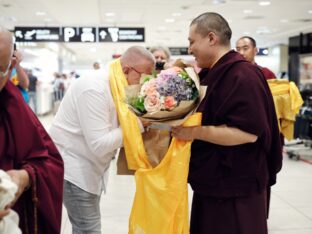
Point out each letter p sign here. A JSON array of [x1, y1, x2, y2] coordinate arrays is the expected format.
[[64, 27, 75, 42]]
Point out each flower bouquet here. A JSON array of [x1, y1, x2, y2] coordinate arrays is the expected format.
[[116, 63, 201, 170], [126, 66, 200, 122]]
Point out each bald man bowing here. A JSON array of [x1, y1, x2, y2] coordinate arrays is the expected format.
[[49, 46, 155, 233]]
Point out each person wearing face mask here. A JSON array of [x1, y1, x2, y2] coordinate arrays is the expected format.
[[150, 46, 171, 72]]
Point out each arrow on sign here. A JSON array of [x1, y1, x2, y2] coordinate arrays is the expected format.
[[99, 30, 107, 39], [15, 30, 23, 38]]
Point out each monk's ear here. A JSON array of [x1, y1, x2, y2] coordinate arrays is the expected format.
[[207, 31, 217, 45], [253, 47, 258, 57]]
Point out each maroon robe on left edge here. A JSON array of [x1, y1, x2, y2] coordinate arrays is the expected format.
[[0, 81, 64, 234]]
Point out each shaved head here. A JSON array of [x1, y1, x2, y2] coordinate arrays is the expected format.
[[0, 26, 14, 91], [121, 46, 155, 67], [120, 46, 155, 85], [190, 12, 232, 46], [0, 26, 14, 59]]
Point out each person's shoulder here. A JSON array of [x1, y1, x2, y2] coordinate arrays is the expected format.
[[232, 61, 263, 82], [72, 69, 109, 93], [261, 67, 276, 79]]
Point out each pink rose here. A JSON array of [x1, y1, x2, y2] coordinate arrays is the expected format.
[[141, 80, 157, 96], [164, 96, 177, 110], [144, 92, 161, 113]]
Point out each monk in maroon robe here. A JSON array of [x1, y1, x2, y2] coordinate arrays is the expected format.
[[0, 26, 64, 234], [172, 13, 282, 234], [236, 36, 276, 80]]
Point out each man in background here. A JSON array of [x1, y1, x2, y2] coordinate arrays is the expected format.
[[93, 61, 101, 70], [236, 36, 276, 80], [10, 50, 30, 103], [27, 69, 38, 114]]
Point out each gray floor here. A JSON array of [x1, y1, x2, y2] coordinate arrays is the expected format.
[[39, 115, 312, 234]]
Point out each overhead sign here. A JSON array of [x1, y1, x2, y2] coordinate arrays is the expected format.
[[14, 26, 145, 43], [15, 27, 61, 42], [98, 27, 144, 42]]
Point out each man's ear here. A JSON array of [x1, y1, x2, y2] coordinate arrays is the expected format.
[[123, 65, 131, 75]]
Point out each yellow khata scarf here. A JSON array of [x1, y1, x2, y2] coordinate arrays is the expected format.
[[268, 79, 303, 140], [109, 59, 202, 234]]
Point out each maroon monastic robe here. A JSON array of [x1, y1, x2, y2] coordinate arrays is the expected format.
[[189, 50, 282, 234], [257, 64, 276, 80], [0, 81, 64, 234]]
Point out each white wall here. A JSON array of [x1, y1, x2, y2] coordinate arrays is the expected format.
[[255, 44, 289, 78]]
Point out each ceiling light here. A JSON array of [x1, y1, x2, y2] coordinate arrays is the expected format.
[[256, 28, 271, 34], [258, 1, 271, 6], [165, 18, 175, 23], [212, 0, 226, 4], [36, 12, 46, 16], [158, 26, 167, 31], [44, 18, 52, 22], [308, 10, 312, 14], [2, 4, 11, 8], [105, 12, 115, 17], [172, 13, 181, 17], [243, 10, 253, 14], [7, 16, 17, 22], [280, 19, 288, 23]]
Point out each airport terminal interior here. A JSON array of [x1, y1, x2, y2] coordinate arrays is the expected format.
[[1, 0, 312, 233]]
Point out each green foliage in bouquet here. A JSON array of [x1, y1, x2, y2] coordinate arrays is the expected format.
[[127, 96, 146, 114]]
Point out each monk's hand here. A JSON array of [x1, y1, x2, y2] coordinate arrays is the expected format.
[[137, 117, 151, 132], [171, 126, 196, 141], [6, 169, 30, 205], [0, 207, 10, 219], [139, 117, 151, 128]]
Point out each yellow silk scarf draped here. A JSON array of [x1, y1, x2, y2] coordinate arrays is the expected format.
[[268, 79, 303, 140], [109, 59, 202, 234]]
